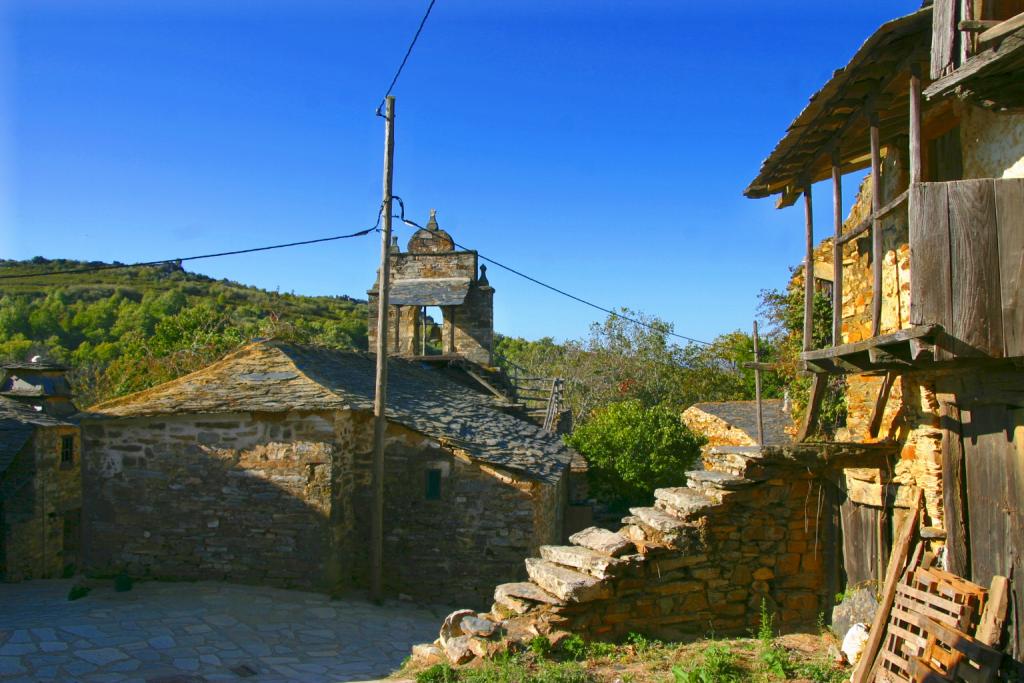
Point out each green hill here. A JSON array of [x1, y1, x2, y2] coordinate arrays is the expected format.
[[0, 258, 368, 406]]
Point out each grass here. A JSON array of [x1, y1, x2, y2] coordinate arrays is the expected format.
[[401, 624, 850, 683]]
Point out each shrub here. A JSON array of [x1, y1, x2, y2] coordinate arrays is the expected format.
[[67, 584, 90, 601], [672, 644, 744, 683], [417, 663, 458, 683], [565, 400, 704, 506], [114, 572, 133, 592]]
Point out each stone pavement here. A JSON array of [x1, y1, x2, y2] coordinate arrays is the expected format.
[[0, 579, 448, 683]]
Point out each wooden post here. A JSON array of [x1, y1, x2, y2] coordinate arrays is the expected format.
[[371, 95, 396, 602], [832, 153, 843, 346], [752, 320, 764, 447], [870, 113, 884, 338], [803, 182, 815, 352], [909, 65, 923, 185]]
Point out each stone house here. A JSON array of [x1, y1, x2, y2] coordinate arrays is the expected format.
[[80, 340, 575, 606], [681, 400, 792, 451], [0, 362, 81, 581], [746, 2, 1024, 657]]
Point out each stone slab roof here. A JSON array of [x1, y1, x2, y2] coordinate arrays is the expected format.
[[389, 277, 471, 306], [83, 341, 575, 483], [687, 400, 792, 447], [0, 396, 73, 477]]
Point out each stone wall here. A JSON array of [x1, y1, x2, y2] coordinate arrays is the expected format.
[[82, 411, 339, 590], [412, 444, 879, 665], [82, 409, 562, 605], [1, 425, 82, 581], [453, 284, 494, 366]]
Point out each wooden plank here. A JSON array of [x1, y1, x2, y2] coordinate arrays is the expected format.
[[994, 178, 1024, 357], [948, 179, 1003, 357], [925, 31, 1024, 98], [840, 483, 885, 586], [853, 488, 922, 683], [939, 401, 971, 577], [975, 575, 1009, 647], [869, 372, 897, 439], [931, 0, 958, 79], [909, 66, 923, 185], [797, 373, 826, 442], [977, 10, 1024, 46], [909, 183, 952, 355]]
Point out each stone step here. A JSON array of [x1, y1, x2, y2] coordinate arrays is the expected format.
[[653, 487, 717, 518], [524, 558, 612, 603], [539, 545, 625, 579], [568, 526, 634, 557], [628, 506, 691, 533], [686, 469, 753, 491]]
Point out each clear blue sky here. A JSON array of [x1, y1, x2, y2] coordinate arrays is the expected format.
[[2, 0, 920, 344]]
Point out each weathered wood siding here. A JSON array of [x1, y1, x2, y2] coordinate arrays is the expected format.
[[909, 178, 1024, 358]]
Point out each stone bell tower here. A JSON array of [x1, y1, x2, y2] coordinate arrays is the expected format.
[[367, 210, 495, 365]]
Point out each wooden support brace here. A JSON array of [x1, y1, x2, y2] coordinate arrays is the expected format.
[[853, 488, 923, 683], [868, 372, 897, 440], [797, 374, 827, 442]]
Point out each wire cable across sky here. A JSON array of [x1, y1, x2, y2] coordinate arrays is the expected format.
[[375, 0, 438, 116], [389, 196, 712, 347]]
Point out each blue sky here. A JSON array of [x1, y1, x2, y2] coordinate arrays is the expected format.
[[2, 0, 920, 344]]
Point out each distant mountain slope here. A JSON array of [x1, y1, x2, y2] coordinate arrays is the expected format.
[[0, 258, 368, 406]]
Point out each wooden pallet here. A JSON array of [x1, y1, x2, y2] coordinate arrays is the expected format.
[[870, 564, 987, 682]]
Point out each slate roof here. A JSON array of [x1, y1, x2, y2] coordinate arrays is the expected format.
[[689, 400, 792, 447], [84, 341, 575, 484], [744, 7, 932, 202], [0, 396, 72, 478]]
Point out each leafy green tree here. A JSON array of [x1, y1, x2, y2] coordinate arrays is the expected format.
[[565, 400, 705, 507]]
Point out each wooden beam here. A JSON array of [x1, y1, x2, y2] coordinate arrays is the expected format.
[[959, 19, 1002, 31], [804, 183, 815, 352], [909, 65, 923, 185], [851, 488, 923, 683], [797, 374, 826, 442], [867, 372, 897, 439], [832, 155, 843, 346], [753, 320, 764, 447], [870, 113, 884, 338], [977, 10, 1024, 47], [939, 401, 971, 576], [924, 30, 1024, 99], [975, 575, 1010, 647]]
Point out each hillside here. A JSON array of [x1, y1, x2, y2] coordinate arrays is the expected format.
[[0, 257, 368, 406]]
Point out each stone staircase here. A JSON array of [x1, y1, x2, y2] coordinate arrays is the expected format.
[[412, 444, 830, 665]]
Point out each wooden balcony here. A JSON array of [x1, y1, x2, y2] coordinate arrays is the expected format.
[[800, 178, 1024, 375]]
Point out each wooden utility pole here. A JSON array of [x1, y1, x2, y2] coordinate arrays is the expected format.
[[752, 320, 764, 447], [371, 95, 396, 602]]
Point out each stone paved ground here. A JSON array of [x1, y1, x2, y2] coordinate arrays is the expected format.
[[0, 579, 447, 683]]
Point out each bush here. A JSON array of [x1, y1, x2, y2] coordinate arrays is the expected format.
[[417, 663, 458, 683], [565, 400, 704, 506], [672, 644, 744, 683], [67, 584, 91, 601], [114, 572, 133, 592]]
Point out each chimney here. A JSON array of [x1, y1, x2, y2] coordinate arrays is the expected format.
[[1, 358, 77, 418]]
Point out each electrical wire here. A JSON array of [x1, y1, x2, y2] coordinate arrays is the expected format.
[[375, 0, 438, 116], [0, 210, 384, 281], [389, 196, 712, 347]]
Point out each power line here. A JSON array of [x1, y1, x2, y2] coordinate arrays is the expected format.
[[375, 0, 438, 116], [0, 220, 381, 281], [389, 197, 712, 347]]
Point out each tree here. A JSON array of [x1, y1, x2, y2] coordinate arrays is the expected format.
[[565, 400, 705, 508]]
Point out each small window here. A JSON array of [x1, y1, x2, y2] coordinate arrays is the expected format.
[[60, 435, 75, 465], [425, 468, 442, 500]]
